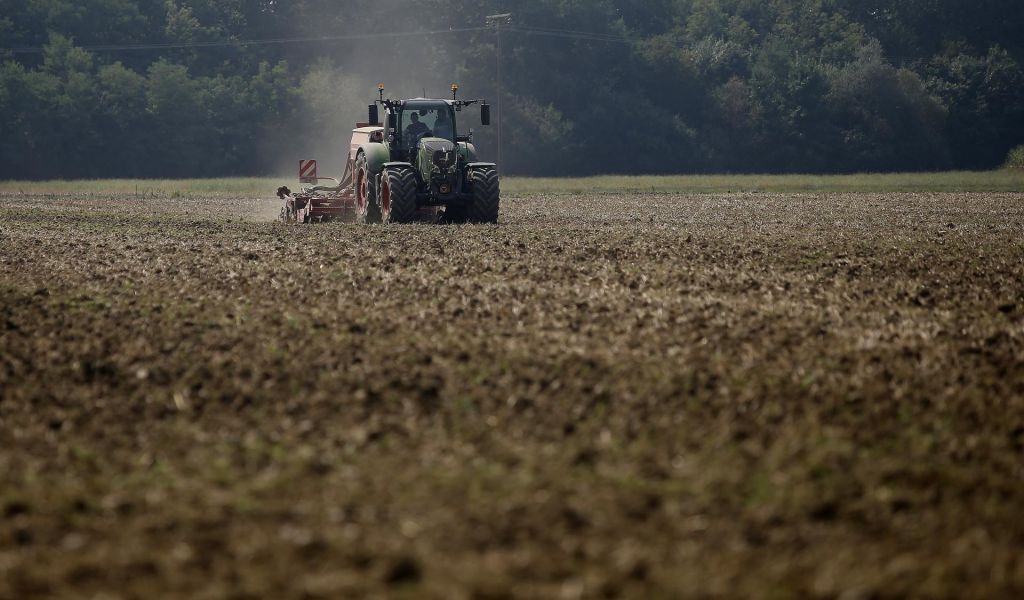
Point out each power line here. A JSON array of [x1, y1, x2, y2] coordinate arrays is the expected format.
[[508, 25, 633, 44], [509, 25, 943, 63], [0, 24, 632, 55], [486, 14, 513, 169], [2, 22, 942, 64], [1, 27, 491, 54]]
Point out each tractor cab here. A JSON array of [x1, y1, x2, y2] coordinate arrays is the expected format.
[[397, 100, 456, 157]]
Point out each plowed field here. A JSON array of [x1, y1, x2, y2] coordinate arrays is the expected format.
[[2, 191, 1023, 599]]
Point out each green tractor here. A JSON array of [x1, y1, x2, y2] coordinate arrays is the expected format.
[[352, 84, 499, 224]]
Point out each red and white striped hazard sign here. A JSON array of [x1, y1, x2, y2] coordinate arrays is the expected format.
[[299, 159, 318, 184]]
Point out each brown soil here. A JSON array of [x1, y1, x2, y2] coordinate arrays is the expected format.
[[1, 191, 1023, 599]]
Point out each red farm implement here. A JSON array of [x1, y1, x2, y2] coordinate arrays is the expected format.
[[276, 125, 384, 223]]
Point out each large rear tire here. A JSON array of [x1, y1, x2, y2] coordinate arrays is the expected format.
[[355, 153, 382, 224], [381, 166, 419, 224], [467, 167, 500, 224]]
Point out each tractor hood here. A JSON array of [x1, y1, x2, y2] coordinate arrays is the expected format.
[[418, 138, 458, 174], [419, 138, 455, 154]]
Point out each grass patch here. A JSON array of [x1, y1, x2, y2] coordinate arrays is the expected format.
[[0, 170, 1021, 196], [1005, 145, 1024, 170]]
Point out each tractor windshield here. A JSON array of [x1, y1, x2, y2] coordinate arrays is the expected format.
[[400, 102, 455, 149]]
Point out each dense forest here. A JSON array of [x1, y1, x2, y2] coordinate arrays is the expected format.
[[1, 0, 1023, 178]]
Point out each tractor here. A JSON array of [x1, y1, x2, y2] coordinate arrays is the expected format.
[[277, 84, 499, 224]]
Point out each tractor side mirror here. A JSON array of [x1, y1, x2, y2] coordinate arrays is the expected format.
[[368, 104, 379, 125], [481, 103, 491, 126], [388, 113, 398, 131]]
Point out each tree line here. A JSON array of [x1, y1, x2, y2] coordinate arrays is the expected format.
[[1, 0, 1022, 178]]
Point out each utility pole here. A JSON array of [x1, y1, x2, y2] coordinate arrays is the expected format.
[[486, 13, 512, 167]]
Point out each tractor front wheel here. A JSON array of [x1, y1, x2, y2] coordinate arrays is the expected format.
[[467, 167, 500, 224], [355, 153, 382, 224], [382, 166, 418, 224]]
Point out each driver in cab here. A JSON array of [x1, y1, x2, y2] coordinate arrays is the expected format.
[[433, 109, 453, 140], [405, 112, 431, 142]]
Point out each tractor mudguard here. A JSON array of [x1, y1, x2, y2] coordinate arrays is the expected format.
[[467, 162, 497, 169], [458, 142, 478, 163], [382, 162, 414, 169], [358, 143, 392, 175]]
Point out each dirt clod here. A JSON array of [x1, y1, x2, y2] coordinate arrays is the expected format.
[[386, 557, 422, 584]]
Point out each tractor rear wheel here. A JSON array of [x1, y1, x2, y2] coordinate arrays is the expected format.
[[467, 167, 500, 223], [381, 166, 418, 224], [355, 153, 382, 224]]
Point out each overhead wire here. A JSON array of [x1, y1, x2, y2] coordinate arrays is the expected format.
[[506, 25, 633, 44], [0, 24, 641, 55], [1, 26, 491, 54], [1, 23, 940, 63], [508, 25, 946, 64]]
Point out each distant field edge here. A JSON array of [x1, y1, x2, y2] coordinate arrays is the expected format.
[[509, 170, 1024, 194], [0, 170, 1021, 196]]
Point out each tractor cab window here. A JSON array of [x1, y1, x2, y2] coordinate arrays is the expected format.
[[400, 103, 455, 150]]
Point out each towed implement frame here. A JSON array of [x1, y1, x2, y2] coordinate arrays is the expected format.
[[276, 126, 383, 223]]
